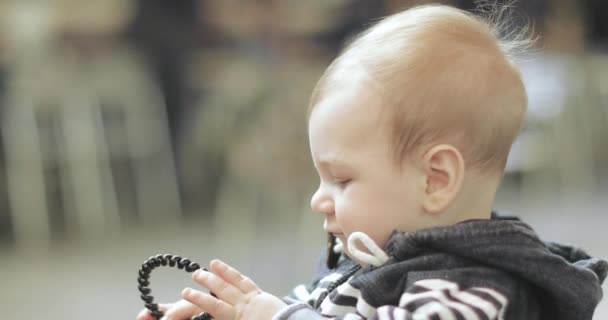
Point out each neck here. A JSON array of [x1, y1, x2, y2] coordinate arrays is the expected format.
[[449, 173, 499, 223]]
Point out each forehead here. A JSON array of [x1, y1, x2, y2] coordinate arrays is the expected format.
[[308, 79, 389, 159]]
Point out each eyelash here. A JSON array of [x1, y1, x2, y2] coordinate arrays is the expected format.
[[334, 178, 352, 188]]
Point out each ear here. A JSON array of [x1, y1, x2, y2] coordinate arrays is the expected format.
[[420, 144, 465, 214]]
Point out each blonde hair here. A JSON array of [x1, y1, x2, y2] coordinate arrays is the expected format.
[[308, 4, 531, 174]]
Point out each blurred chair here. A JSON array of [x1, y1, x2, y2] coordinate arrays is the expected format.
[[3, 48, 182, 248], [178, 49, 269, 216], [1, 0, 181, 248]]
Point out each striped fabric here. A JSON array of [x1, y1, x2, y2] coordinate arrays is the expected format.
[[287, 257, 360, 308], [380, 279, 508, 320], [314, 278, 507, 320]]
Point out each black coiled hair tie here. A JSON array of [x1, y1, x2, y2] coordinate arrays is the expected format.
[[138, 254, 213, 320]]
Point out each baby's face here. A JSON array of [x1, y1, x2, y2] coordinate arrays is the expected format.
[[308, 82, 427, 258]]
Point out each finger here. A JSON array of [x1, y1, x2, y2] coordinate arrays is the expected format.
[[209, 259, 259, 294], [136, 308, 154, 320], [192, 269, 242, 305], [163, 299, 203, 320], [136, 303, 171, 320], [182, 287, 235, 320]]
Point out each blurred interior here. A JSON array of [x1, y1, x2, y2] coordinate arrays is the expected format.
[[0, 0, 606, 319]]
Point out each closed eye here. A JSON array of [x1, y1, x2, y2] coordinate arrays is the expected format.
[[334, 178, 352, 188]]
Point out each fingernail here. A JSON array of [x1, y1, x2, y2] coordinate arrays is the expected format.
[[182, 287, 192, 297], [195, 270, 208, 280], [210, 259, 219, 268], [211, 259, 225, 269]]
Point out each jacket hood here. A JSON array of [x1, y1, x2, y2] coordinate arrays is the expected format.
[[383, 214, 608, 320]]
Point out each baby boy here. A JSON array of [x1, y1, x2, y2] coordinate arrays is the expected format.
[[138, 4, 607, 320]]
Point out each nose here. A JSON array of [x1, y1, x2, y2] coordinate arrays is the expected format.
[[310, 185, 334, 216]]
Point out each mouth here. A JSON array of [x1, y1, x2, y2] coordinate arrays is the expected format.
[[327, 231, 343, 237], [324, 221, 342, 236]]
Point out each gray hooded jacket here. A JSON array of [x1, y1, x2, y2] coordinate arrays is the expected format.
[[274, 215, 607, 320]]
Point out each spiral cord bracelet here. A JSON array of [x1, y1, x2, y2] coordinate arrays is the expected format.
[[138, 254, 213, 320]]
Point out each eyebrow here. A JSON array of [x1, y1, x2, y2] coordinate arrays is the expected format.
[[316, 157, 353, 169]]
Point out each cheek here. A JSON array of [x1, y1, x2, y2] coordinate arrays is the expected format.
[[338, 186, 406, 245], [334, 191, 373, 234]]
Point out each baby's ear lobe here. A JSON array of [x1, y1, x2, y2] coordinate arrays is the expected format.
[[422, 144, 464, 214]]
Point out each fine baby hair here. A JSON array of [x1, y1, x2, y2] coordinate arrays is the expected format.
[[308, 1, 534, 175]]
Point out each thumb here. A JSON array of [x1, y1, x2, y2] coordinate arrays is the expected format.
[[137, 303, 172, 320], [163, 299, 204, 320]]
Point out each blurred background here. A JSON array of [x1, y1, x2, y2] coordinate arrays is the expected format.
[[0, 0, 606, 319]]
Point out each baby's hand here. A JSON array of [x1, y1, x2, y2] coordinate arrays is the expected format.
[[136, 300, 203, 320], [182, 259, 288, 320]]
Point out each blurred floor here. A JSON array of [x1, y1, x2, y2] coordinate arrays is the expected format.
[[1, 187, 607, 320]]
